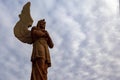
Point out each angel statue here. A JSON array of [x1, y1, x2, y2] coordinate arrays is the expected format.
[[14, 2, 54, 80]]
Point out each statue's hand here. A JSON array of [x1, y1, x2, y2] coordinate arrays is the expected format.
[[41, 30, 49, 37]]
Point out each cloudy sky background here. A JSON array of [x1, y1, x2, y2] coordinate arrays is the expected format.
[[0, 0, 120, 80]]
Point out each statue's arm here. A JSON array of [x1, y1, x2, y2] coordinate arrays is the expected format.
[[46, 32, 54, 48], [31, 27, 45, 37]]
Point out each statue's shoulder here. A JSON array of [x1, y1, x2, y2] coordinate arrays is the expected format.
[[32, 26, 37, 29], [31, 26, 38, 31]]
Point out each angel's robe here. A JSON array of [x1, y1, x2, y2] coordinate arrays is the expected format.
[[30, 27, 53, 80], [31, 38, 51, 67]]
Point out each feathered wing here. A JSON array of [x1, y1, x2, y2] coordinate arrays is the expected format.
[[14, 2, 33, 44]]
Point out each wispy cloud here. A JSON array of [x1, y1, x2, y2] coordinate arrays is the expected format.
[[0, 0, 120, 80]]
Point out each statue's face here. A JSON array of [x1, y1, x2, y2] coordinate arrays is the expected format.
[[40, 21, 46, 29], [37, 20, 46, 29]]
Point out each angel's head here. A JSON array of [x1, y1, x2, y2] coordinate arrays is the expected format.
[[37, 19, 46, 29]]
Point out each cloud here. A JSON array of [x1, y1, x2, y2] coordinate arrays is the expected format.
[[0, 0, 120, 80]]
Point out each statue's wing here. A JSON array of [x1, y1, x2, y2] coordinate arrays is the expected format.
[[14, 2, 33, 44]]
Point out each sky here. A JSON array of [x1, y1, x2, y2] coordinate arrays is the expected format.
[[0, 0, 120, 80]]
